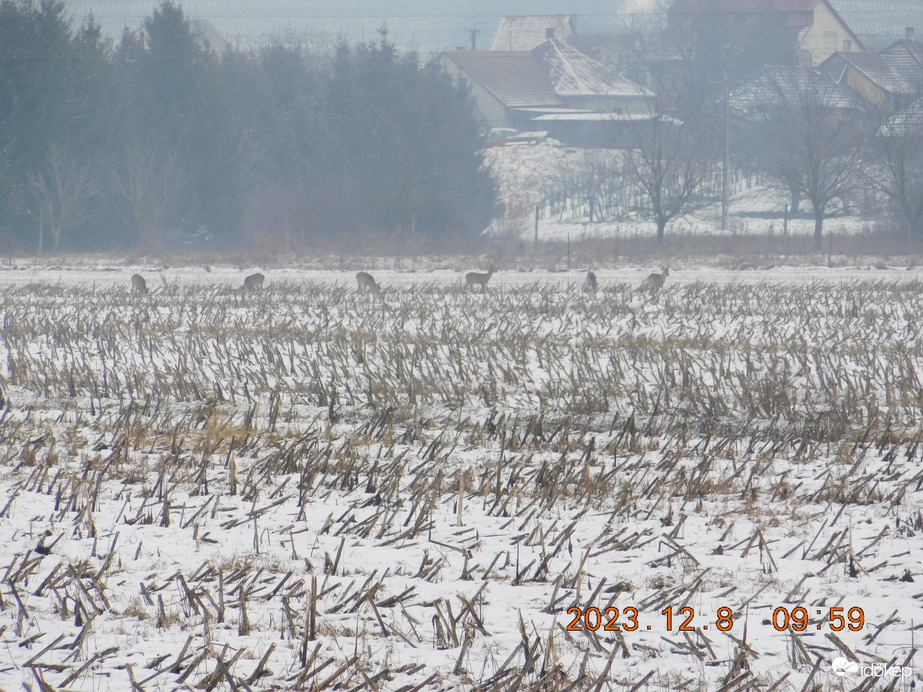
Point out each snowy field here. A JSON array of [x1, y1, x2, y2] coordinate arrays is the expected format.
[[0, 262, 920, 691]]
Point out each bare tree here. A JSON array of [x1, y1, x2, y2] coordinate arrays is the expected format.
[[27, 145, 99, 251], [871, 100, 923, 243], [762, 67, 866, 249], [110, 142, 188, 249], [614, 98, 718, 243]]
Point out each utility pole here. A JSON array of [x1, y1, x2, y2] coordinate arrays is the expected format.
[[721, 61, 730, 231], [470, 22, 487, 50]]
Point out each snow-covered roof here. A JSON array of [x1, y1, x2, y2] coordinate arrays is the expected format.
[[822, 51, 916, 94], [880, 39, 923, 89], [533, 39, 652, 99], [729, 65, 858, 115], [832, 0, 923, 51], [190, 18, 228, 52], [443, 51, 564, 108], [818, 38, 923, 104], [531, 111, 677, 122], [668, 0, 818, 11], [490, 15, 576, 51], [881, 96, 923, 133], [443, 39, 651, 109]]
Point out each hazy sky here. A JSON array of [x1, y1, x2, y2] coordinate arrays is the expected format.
[[65, 0, 637, 52]]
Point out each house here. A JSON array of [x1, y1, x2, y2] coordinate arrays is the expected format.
[[831, 0, 923, 52], [567, 33, 650, 87], [880, 96, 923, 136], [440, 38, 653, 146], [819, 32, 923, 112], [728, 64, 859, 120], [191, 18, 228, 53], [491, 16, 577, 51], [726, 64, 861, 177], [648, 0, 865, 72]]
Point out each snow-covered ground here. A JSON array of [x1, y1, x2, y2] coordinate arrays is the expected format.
[[483, 139, 876, 244], [0, 262, 919, 691], [1, 258, 919, 290]]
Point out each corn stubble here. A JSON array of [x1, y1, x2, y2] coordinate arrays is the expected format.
[[0, 277, 919, 691]]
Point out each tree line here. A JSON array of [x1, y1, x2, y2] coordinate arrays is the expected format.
[[531, 63, 923, 249], [0, 0, 498, 253], [538, 8, 923, 249]]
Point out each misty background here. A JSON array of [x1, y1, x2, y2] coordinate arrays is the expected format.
[[4, 0, 923, 256], [59, 0, 639, 53]]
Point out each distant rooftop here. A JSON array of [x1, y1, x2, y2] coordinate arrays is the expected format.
[[821, 50, 915, 95], [443, 50, 563, 108], [728, 65, 859, 115], [490, 16, 576, 51], [832, 0, 923, 51], [667, 0, 817, 11], [532, 39, 651, 99], [443, 38, 651, 109]]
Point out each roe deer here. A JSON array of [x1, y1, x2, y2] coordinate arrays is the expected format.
[[585, 270, 598, 294], [465, 264, 496, 291], [243, 272, 265, 290], [131, 273, 148, 294], [637, 267, 669, 294], [356, 271, 380, 293]]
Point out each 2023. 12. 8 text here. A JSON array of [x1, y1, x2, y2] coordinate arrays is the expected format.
[[565, 606, 866, 633], [565, 607, 735, 633]]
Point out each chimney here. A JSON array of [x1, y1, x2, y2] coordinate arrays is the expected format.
[[907, 27, 915, 41]]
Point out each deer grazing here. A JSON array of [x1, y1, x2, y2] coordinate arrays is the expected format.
[[131, 273, 148, 294], [637, 267, 670, 294], [585, 270, 598, 294], [465, 264, 496, 291], [356, 271, 380, 293], [243, 272, 265, 291]]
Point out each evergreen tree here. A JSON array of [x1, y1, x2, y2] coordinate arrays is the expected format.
[[0, 0, 74, 244], [222, 39, 323, 246], [319, 35, 497, 240], [117, 0, 242, 244]]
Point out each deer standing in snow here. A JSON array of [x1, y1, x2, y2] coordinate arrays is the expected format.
[[637, 267, 669, 294], [465, 265, 496, 291], [356, 271, 380, 293], [131, 274, 148, 294], [585, 270, 598, 294], [243, 272, 265, 291]]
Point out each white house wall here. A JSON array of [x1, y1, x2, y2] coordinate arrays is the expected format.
[[802, 1, 863, 64]]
